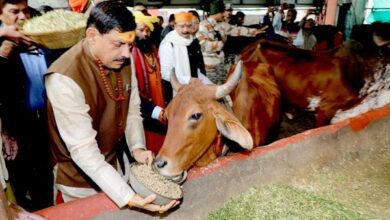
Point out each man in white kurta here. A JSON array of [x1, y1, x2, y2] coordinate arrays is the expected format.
[[45, 1, 178, 213]]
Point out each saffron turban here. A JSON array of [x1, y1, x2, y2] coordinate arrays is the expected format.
[[133, 11, 159, 32], [175, 12, 193, 23]]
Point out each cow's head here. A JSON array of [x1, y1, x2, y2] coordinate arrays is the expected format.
[[154, 61, 253, 183]]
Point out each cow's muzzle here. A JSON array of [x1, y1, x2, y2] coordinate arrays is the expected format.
[[161, 170, 188, 184]]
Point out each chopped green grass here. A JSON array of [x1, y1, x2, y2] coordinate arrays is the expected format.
[[208, 142, 390, 220], [208, 184, 369, 220]]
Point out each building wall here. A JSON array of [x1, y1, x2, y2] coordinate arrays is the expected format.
[[28, 0, 69, 9]]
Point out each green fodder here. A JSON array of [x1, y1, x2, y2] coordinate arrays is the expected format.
[[207, 184, 371, 220]]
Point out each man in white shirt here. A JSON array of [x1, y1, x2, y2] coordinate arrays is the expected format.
[[45, 1, 178, 213], [159, 12, 211, 88]]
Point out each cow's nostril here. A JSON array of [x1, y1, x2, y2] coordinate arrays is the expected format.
[[155, 157, 167, 169]]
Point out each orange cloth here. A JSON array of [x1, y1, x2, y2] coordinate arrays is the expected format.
[[69, 0, 89, 13], [132, 44, 165, 108]]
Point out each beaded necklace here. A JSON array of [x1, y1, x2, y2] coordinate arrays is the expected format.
[[96, 58, 125, 102], [144, 53, 158, 72]]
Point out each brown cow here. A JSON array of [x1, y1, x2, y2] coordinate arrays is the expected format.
[[241, 39, 369, 126], [154, 61, 281, 182]]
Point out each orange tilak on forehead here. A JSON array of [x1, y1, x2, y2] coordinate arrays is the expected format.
[[117, 31, 136, 43]]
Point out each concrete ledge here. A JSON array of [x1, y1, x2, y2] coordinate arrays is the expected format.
[[35, 105, 390, 220]]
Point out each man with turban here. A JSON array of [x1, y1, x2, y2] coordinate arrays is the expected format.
[[132, 11, 166, 154], [196, 0, 267, 84], [159, 12, 211, 92]]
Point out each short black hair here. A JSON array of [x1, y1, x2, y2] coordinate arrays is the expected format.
[[38, 5, 53, 13], [168, 13, 175, 23], [0, 0, 27, 11], [287, 9, 297, 19], [236, 11, 245, 18], [157, 15, 163, 22], [372, 22, 390, 40], [87, 0, 136, 34], [189, 10, 200, 22]]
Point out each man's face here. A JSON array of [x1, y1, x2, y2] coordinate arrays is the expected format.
[[0, 1, 30, 26], [223, 10, 232, 20], [175, 21, 192, 39], [237, 16, 244, 26], [304, 19, 315, 30], [89, 29, 134, 70], [286, 11, 296, 23], [136, 23, 151, 40], [190, 19, 199, 35]]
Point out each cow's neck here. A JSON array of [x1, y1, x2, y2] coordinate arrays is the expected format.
[[194, 133, 225, 167]]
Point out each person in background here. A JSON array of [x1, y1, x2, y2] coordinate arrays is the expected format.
[[37, 5, 53, 14], [197, 0, 267, 84], [293, 9, 317, 50], [133, 2, 147, 14], [188, 10, 200, 35], [263, 6, 274, 27], [159, 11, 211, 95], [273, 3, 300, 42], [45, 1, 178, 213], [68, 0, 104, 14], [132, 11, 166, 154], [262, 6, 275, 39], [0, 0, 54, 211], [157, 15, 164, 27], [161, 13, 174, 41], [1, 18, 46, 217], [223, 3, 233, 23], [231, 11, 245, 26]]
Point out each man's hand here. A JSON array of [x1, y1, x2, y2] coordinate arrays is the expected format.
[[128, 194, 180, 213], [132, 149, 154, 166], [0, 25, 33, 46], [158, 109, 167, 124], [9, 203, 46, 220], [1, 132, 18, 160], [255, 25, 268, 35]]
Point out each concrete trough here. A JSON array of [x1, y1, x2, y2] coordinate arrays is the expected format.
[[35, 105, 390, 219]]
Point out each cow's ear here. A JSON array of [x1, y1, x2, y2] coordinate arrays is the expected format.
[[212, 104, 253, 150]]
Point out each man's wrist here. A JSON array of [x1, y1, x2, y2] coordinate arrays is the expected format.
[[158, 109, 167, 122], [128, 199, 134, 208]]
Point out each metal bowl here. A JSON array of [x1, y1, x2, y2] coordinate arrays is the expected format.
[[129, 163, 183, 205]]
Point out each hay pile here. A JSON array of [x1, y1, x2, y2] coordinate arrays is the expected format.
[[22, 10, 87, 34]]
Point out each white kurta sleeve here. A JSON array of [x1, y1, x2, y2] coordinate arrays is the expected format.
[[45, 73, 135, 208], [158, 41, 175, 81], [125, 67, 147, 155]]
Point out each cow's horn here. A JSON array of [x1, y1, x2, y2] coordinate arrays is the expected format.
[[170, 68, 182, 92], [215, 60, 243, 99]]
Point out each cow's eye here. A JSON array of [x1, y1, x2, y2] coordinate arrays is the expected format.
[[190, 113, 202, 121]]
